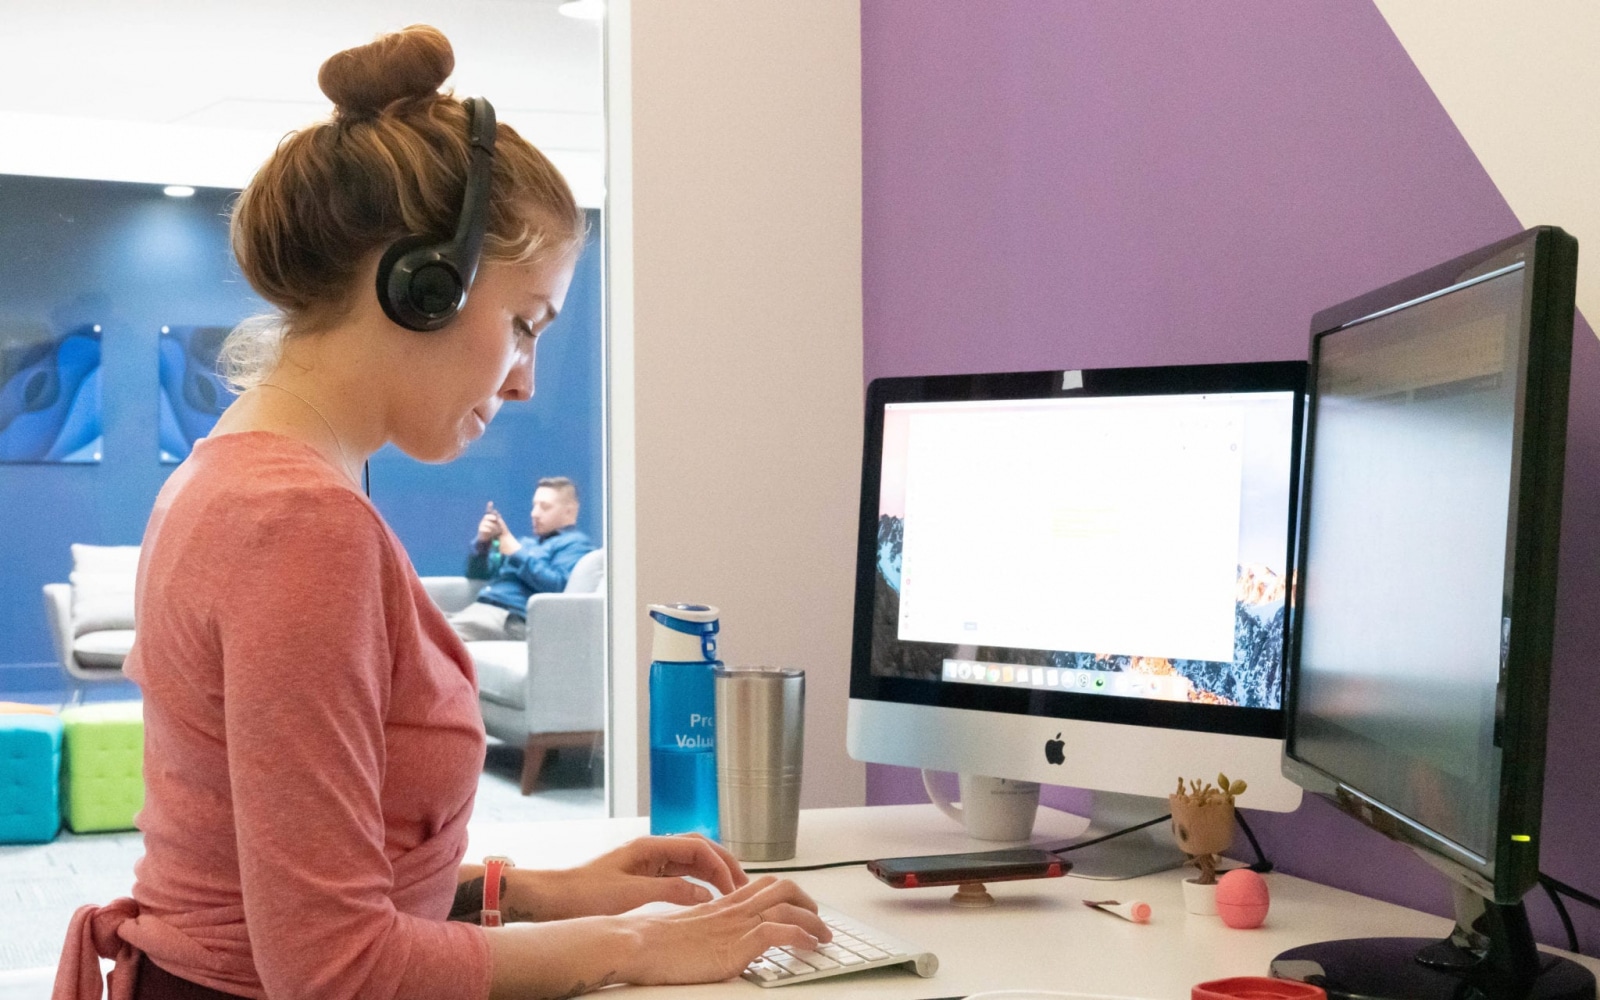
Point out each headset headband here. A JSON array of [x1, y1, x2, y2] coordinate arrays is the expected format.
[[375, 96, 498, 332]]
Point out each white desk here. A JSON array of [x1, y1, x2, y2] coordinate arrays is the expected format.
[[467, 805, 1600, 999]]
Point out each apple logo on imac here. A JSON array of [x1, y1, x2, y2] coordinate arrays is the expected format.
[[1044, 733, 1065, 765]]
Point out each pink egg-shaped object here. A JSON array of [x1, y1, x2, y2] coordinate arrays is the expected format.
[[1214, 869, 1270, 929]]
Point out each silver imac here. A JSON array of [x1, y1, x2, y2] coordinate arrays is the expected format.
[[847, 363, 1306, 878]]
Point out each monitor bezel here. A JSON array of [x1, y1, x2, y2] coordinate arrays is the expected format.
[[850, 361, 1310, 743], [1283, 226, 1578, 904]]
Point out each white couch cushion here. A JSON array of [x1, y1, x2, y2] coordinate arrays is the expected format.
[[74, 629, 136, 669], [69, 544, 140, 637], [472, 641, 528, 709], [564, 549, 605, 594]]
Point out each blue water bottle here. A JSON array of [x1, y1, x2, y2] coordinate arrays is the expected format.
[[648, 603, 721, 837]]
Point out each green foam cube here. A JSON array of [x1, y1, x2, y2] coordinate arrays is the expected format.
[[59, 701, 144, 833]]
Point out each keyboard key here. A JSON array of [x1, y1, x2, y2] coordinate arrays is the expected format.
[[746, 961, 783, 982], [739, 903, 937, 987], [818, 943, 865, 965], [832, 933, 870, 952], [770, 953, 815, 975]]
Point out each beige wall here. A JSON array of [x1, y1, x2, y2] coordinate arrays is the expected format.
[[1376, 0, 1600, 338], [606, 0, 866, 814]]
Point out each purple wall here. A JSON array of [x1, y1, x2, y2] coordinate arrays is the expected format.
[[861, 0, 1599, 953]]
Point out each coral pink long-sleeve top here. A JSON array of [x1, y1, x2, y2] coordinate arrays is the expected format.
[[54, 433, 493, 1000]]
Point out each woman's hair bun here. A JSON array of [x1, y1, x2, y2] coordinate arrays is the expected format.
[[318, 24, 454, 117]]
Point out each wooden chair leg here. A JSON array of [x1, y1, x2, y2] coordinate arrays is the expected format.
[[520, 736, 554, 796], [520, 731, 604, 796]]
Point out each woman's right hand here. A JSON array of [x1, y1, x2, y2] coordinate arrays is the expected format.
[[486, 875, 829, 999], [621, 875, 830, 985]]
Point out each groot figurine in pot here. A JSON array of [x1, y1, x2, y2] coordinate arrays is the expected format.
[[1168, 774, 1247, 885]]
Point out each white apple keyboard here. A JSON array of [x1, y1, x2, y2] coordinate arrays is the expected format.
[[741, 903, 938, 987]]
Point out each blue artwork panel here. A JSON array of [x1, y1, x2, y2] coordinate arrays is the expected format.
[[0, 321, 103, 463], [159, 324, 235, 463]]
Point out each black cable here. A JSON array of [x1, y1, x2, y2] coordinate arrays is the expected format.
[[1233, 810, 1273, 873], [363, 460, 371, 497], [1543, 871, 1600, 912], [747, 858, 872, 874], [1539, 871, 1600, 957], [1542, 876, 1581, 955], [1047, 813, 1171, 857], [753, 812, 1179, 875]]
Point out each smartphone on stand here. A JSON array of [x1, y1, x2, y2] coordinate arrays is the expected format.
[[866, 848, 1068, 888]]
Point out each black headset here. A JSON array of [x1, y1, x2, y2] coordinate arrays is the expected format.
[[375, 96, 497, 332]]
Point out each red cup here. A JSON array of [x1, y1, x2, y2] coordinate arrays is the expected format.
[[1193, 976, 1326, 1000]]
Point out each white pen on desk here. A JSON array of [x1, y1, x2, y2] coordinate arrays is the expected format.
[[1083, 899, 1151, 923]]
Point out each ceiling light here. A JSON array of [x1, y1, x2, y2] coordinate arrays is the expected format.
[[558, 0, 604, 21], [163, 185, 196, 198]]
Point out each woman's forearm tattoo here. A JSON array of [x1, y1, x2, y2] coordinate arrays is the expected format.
[[544, 973, 618, 999], [449, 875, 504, 922], [450, 883, 615, 995], [449, 875, 537, 923]]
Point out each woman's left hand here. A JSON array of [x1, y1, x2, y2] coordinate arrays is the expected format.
[[503, 834, 751, 922]]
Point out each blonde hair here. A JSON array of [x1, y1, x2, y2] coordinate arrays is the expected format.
[[221, 24, 584, 390]]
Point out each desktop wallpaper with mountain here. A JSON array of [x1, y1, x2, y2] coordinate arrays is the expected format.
[[871, 512, 1288, 710]]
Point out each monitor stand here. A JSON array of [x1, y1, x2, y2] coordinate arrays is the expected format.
[[1270, 882, 1595, 1000], [1037, 791, 1187, 881]]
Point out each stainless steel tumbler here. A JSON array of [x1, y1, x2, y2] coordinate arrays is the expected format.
[[714, 666, 804, 861]]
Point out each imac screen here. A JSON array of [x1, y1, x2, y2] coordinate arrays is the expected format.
[[869, 386, 1298, 722]]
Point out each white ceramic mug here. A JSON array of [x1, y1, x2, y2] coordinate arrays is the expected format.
[[922, 771, 1042, 841]]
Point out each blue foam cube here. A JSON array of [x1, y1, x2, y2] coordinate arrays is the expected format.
[[0, 713, 64, 843]]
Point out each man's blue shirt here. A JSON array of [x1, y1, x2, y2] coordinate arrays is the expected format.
[[468, 525, 595, 617]]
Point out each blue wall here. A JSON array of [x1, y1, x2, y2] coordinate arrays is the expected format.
[[0, 175, 263, 677], [0, 172, 603, 685]]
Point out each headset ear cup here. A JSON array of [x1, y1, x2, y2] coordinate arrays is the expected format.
[[377, 235, 464, 332], [373, 97, 495, 333]]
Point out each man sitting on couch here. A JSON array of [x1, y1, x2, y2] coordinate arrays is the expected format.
[[446, 477, 596, 642]]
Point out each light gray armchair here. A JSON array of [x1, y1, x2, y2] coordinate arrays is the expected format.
[[43, 544, 141, 703], [423, 548, 606, 794]]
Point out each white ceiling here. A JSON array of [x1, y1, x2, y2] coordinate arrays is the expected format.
[[0, 0, 605, 204]]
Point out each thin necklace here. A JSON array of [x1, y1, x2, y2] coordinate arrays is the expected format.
[[257, 382, 360, 486]]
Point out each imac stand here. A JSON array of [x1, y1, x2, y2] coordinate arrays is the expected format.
[[924, 768, 1187, 881], [1039, 791, 1187, 881]]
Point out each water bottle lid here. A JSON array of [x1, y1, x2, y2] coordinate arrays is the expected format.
[[647, 603, 720, 625], [648, 604, 720, 661], [648, 611, 721, 638]]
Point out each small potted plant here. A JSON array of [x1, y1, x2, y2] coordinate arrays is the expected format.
[[1169, 773, 1246, 914]]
